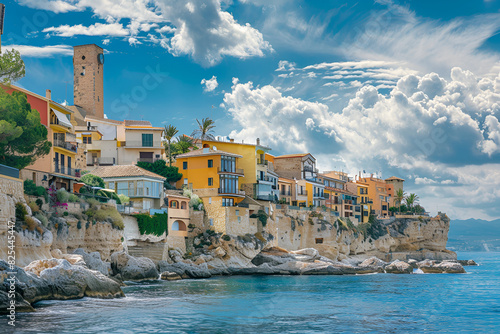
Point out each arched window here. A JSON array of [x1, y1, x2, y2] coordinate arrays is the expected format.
[[203, 144, 210, 148], [172, 220, 187, 231], [181, 201, 187, 209], [170, 200, 179, 208]]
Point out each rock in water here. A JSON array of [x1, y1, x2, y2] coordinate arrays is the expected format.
[[157, 261, 212, 279], [359, 257, 387, 271], [111, 251, 159, 281], [385, 260, 412, 274], [417, 260, 466, 274], [73, 248, 111, 276], [160, 271, 183, 281], [436, 261, 466, 274]]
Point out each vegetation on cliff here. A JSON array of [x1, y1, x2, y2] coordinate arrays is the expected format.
[[134, 213, 168, 237]]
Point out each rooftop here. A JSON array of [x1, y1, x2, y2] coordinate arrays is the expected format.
[[275, 153, 310, 159], [124, 120, 152, 127], [386, 176, 405, 181], [87, 165, 166, 180], [176, 148, 243, 159]]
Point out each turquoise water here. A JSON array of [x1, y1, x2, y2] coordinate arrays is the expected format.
[[6, 252, 500, 333]]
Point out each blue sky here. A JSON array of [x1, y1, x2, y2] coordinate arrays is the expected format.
[[2, 0, 500, 220]]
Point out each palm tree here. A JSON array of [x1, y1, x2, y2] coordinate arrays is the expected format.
[[395, 188, 406, 214], [191, 117, 216, 141], [172, 135, 196, 155], [405, 193, 419, 214], [163, 124, 178, 166]]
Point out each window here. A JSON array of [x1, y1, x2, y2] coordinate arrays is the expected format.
[[129, 181, 134, 196], [117, 182, 128, 196], [137, 181, 144, 196], [208, 159, 213, 168], [183, 161, 187, 170], [144, 181, 153, 196], [108, 182, 115, 190], [209, 218, 214, 226], [315, 238, 324, 244], [142, 133, 153, 147], [221, 155, 236, 172], [219, 174, 238, 194], [208, 177, 213, 186], [222, 198, 234, 207], [209, 197, 212, 204], [235, 210, 239, 216], [238, 217, 241, 223]]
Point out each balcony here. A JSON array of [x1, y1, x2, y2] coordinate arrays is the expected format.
[[87, 157, 116, 166], [302, 166, 318, 173], [313, 192, 327, 199], [218, 188, 245, 197], [297, 190, 308, 197], [256, 194, 276, 201], [280, 190, 292, 196], [53, 139, 78, 153], [257, 159, 268, 166], [54, 164, 81, 178], [217, 167, 244, 176], [123, 141, 163, 148], [257, 174, 273, 183]]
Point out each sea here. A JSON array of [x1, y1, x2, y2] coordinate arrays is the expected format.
[[5, 252, 500, 333]]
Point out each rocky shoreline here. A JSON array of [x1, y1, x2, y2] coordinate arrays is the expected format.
[[1, 246, 477, 314]]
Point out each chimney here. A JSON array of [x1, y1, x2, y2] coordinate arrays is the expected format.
[[230, 138, 234, 143], [256, 138, 260, 145], [46, 89, 51, 100]]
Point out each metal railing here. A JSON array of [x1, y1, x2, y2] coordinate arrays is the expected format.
[[297, 190, 308, 196], [53, 139, 78, 153], [0, 164, 19, 178], [280, 190, 292, 196], [217, 167, 244, 175], [218, 188, 245, 196], [257, 159, 268, 166], [54, 165, 81, 177], [87, 157, 116, 166]]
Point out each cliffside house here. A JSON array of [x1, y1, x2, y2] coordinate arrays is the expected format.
[[88, 165, 166, 211], [164, 192, 191, 253], [200, 138, 279, 202], [274, 153, 326, 207], [3, 85, 81, 192]]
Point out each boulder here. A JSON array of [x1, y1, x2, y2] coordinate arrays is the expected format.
[[51, 249, 63, 259], [73, 248, 112, 276], [385, 260, 412, 274], [407, 259, 419, 269], [457, 260, 478, 266], [251, 252, 294, 267], [436, 261, 466, 274], [160, 271, 183, 281], [0, 290, 35, 314], [168, 249, 184, 263], [158, 261, 212, 279], [359, 257, 387, 270], [111, 251, 158, 281]]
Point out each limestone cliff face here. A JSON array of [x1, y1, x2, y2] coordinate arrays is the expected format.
[[264, 208, 454, 262]]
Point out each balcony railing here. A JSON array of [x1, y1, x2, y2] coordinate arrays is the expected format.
[[280, 190, 292, 196], [257, 175, 273, 182], [53, 139, 78, 153], [256, 194, 276, 201], [87, 157, 116, 166], [313, 193, 327, 198], [297, 190, 308, 196], [124, 141, 163, 148], [218, 188, 245, 196], [54, 164, 81, 177], [257, 159, 268, 166], [303, 166, 318, 173], [217, 167, 244, 175]]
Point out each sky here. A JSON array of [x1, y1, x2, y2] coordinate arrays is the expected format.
[[1, 0, 500, 220]]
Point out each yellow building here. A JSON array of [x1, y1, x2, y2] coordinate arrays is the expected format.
[[117, 120, 165, 165], [358, 175, 391, 217], [355, 182, 371, 223], [174, 147, 246, 233], [201, 138, 279, 201]]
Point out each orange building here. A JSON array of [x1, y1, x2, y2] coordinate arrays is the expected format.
[[357, 174, 392, 217]]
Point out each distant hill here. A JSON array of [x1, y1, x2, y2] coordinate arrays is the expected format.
[[448, 219, 500, 252]]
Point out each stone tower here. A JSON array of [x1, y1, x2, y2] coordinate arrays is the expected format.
[[73, 44, 104, 118]]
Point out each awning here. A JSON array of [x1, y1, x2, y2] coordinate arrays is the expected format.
[[51, 109, 73, 129]]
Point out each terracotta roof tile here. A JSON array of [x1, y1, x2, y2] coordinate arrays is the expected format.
[[176, 148, 242, 159], [124, 120, 152, 126], [87, 165, 166, 180]]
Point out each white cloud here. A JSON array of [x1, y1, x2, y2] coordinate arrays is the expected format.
[[276, 60, 296, 71], [156, 0, 272, 66], [201, 76, 219, 92], [102, 39, 110, 45], [17, 0, 81, 13], [1, 44, 73, 57], [43, 23, 129, 37]]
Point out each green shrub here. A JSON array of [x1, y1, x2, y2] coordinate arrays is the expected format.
[[94, 207, 124, 229], [63, 211, 69, 216], [28, 201, 39, 213], [56, 188, 70, 203], [25, 215, 38, 231], [118, 194, 129, 204], [222, 234, 231, 241], [255, 210, 268, 227], [15, 202, 28, 221], [35, 198, 43, 208], [68, 194, 79, 203], [86, 198, 99, 207], [134, 213, 168, 236], [35, 213, 48, 227], [77, 221, 82, 229], [81, 174, 105, 188], [24, 180, 47, 198]]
